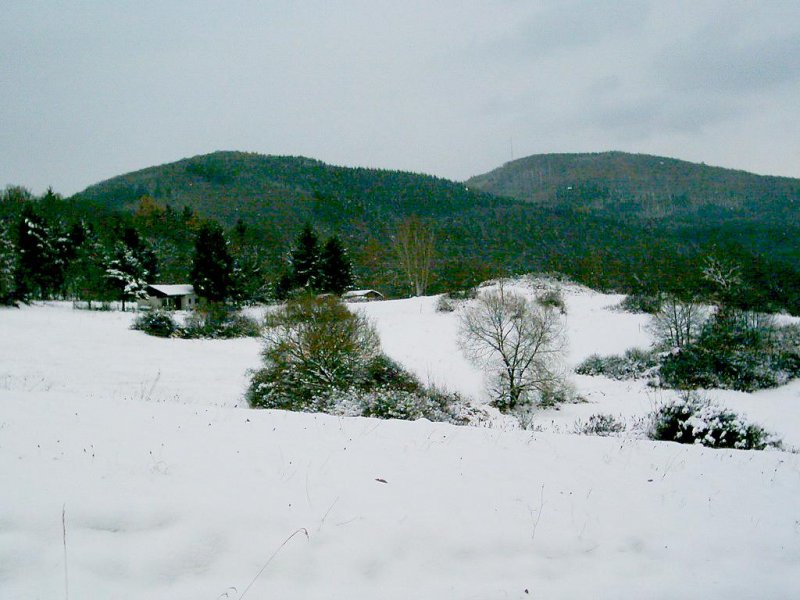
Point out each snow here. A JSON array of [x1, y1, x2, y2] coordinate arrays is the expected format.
[[2, 287, 800, 599]]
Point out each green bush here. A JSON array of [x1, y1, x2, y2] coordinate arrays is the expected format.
[[361, 387, 467, 423], [436, 288, 477, 313], [248, 295, 380, 409], [617, 293, 663, 314], [575, 347, 659, 380], [659, 311, 800, 392], [131, 310, 180, 337], [133, 305, 260, 339], [248, 362, 312, 411], [537, 288, 566, 314], [648, 393, 780, 450], [182, 305, 261, 339], [247, 295, 467, 424], [361, 354, 423, 393]]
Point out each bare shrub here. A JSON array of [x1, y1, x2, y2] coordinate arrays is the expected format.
[[649, 296, 709, 350]]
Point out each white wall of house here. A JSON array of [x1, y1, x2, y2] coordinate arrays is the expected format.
[[138, 293, 201, 311]]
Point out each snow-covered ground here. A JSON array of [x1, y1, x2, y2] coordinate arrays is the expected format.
[[2, 286, 799, 599]]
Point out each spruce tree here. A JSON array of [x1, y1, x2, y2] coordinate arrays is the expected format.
[[320, 235, 354, 295], [105, 241, 149, 311], [15, 206, 67, 299], [0, 222, 17, 305], [191, 221, 235, 303], [289, 223, 322, 291]]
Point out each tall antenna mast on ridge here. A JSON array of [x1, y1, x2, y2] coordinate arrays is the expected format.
[[510, 136, 514, 162]]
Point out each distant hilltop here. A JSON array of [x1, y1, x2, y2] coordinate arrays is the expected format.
[[467, 151, 800, 226]]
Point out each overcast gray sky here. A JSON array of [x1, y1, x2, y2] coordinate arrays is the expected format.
[[2, 1, 799, 196]]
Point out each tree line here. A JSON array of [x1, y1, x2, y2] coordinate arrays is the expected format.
[[3, 181, 799, 315], [0, 186, 357, 307]]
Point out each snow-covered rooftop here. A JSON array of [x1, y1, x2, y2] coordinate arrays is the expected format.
[[146, 284, 195, 297], [342, 289, 383, 298]]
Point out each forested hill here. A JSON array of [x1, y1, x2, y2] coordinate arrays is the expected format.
[[467, 151, 800, 226], [73, 151, 503, 230], [64, 150, 800, 310]]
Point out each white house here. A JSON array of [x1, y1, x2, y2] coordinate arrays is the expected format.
[[139, 284, 201, 311]]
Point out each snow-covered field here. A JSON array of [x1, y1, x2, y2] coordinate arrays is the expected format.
[[2, 285, 799, 599]]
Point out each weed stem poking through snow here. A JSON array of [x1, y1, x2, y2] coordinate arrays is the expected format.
[[530, 484, 546, 543], [62, 504, 69, 600], [238, 528, 309, 599]]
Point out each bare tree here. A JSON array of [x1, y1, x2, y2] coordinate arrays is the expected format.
[[458, 284, 565, 411], [702, 256, 743, 308], [394, 216, 434, 296], [649, 295, 709, 350]]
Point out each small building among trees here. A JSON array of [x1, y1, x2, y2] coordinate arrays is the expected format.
[[342, 289, 384, 302], [139, 284, 200, 311]]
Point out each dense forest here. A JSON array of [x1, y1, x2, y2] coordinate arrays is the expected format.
[[2, 151, 799, 313], [468, 151, 800, 269]]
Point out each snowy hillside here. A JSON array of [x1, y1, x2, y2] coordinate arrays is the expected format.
[[2, 285, 799, 599]]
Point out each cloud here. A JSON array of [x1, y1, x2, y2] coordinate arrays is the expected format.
[[653, 29, 800, 93], [1, 1, 799, 193]]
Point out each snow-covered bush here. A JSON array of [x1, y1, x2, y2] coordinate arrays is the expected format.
[[181, 305, 261, 339], [248, 295, 470, 424], [360, 387, 466, 423], [249, 356, 468, 423], [133, 305, 260, 339], [537, 288, 566, 314], [648, 393, 780, 450], [659, 310, 800, 392], [436, 295, 456, 313], [131, 310, 180, 338], [538, 379, 580, 407], [574, 413, 626, 436], [360, 354, 423, 393], [575, 347, 659, 380], [436, 288, 477, 313]]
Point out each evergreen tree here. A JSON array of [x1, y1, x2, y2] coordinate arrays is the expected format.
[[0, 222, 17, 305], [64, 223, 112, 306], [119, 226, 158, 279], [14, 205, 68, 299], [274, 271, 293, 301], [320, 235, 354, 295], [289, 223, 322, 291], [191, 221, 235, 303], [105, 241, 149, 311]]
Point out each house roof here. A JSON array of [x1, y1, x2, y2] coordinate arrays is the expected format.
[[342, 289, 383, 298], [146, 284, 195, 297]]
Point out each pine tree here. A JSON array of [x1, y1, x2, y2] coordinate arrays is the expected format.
[[289, 223, 322, 291], [320, 235, 354, 295], [191, 221, 235, 303]]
